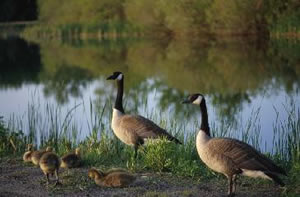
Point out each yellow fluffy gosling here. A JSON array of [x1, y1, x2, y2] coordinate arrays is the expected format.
[[23, 144, 34, 162], [31, 146, 53, 166], [88, 168, 136, 187], [39, 151, 60, 185], [61, 148, 81, 168]]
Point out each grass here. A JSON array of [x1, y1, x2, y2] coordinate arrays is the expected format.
[[0, 97, 299, 196]]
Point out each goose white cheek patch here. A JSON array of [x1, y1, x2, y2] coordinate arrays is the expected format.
[[193, 96, 203, 105], [117, 74, 123, 80]]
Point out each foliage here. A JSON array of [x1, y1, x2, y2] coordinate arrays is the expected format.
[[0, 0, 37, 22], [206, 1, 257, 35], [2, 0, 300, 36], [37, 0, 125, 25], [0, 116, 26, 156], [142, 137, 176, 172]]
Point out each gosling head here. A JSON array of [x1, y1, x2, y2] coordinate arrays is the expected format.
[[26, 144, 33, 151], [88, 168, 104, 179], [107, 71, 123, 81], [182, 93, 204, 105], [75, 148, 80, 156], [46, 146, 53, 152]]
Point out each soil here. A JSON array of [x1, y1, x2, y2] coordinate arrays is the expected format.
[[0, 157, 283, 197]]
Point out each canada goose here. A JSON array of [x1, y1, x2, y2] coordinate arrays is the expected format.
[[107, 71, 182, 158], [61, 148, 81, 168], [182, 93, 286, 197], [88, 168, 136, 187], [39, 152, 60, 185], [23, 144, 34, 162], [31, 146, 53, 166]]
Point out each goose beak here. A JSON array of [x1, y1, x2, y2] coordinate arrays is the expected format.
[[182, 99, 191, 104], [106, 75, 115, 80]]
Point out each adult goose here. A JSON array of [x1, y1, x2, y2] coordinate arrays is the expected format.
[[182, 93, 286, 197], [107, 71, 181, 158]]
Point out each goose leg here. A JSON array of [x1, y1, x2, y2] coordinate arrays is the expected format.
[[232, 175, 237, 194], [227, 176, 235, 197], [134, 138, 144, 159], [134, 144, 139, 159], [54, 169, 61, 186], [45, 173, 50, 184]]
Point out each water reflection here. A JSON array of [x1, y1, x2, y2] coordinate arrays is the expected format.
[[0, 37, 41, 87], [0, 36, 299, 148]]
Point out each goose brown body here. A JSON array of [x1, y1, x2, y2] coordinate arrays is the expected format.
[[88, 168, 136, 187], [183, 93, 286, 196], [31, 146, 53, 166], [107, 71, 181, 158], [61, 148, 81, 168], [112, 110, 181, 146], [39, 152, 60, 184], [198, 135, 286, 181]]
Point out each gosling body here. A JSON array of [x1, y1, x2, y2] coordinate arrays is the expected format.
[[88, 168, 136, 187], [61, 148, 81, 168], [23, 144, 34, 162], [39, 152, 60, 185], [31, 146, 52, 166]]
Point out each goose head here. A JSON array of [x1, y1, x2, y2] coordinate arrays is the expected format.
[[88, 168, 104, 179], [182, 93, 204, 105], [107, 71, 123, 81]]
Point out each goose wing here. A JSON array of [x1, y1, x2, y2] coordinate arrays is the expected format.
[[208, 138, 286, 175], [119, 115, 181, 144]]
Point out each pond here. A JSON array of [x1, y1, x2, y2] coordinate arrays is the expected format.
[[0, 35, 299, 152]]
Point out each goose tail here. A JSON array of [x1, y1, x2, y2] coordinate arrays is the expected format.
[[167, 135, 182, 144], [265, 172, 285, 186]]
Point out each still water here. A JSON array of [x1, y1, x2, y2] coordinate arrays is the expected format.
[[0, 36, 299, 151]]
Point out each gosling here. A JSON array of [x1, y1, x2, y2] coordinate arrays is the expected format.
[[88, 168, 136, 187], [31, 146, 53, 166], [39, 151, 60, 185], [23, 144, 34, 162], [61, 148, 81, 168]]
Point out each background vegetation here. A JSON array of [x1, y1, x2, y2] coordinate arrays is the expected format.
[[0, 0, 37, 22], [35, 0, 300, 36], [1, 0, 298, 38]]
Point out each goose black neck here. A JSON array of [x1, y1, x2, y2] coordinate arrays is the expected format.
[[115, 78, 125, 113], [200, 99, 210, 136]]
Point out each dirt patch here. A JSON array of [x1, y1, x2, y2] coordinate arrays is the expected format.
[[0, 157, 282, 197]]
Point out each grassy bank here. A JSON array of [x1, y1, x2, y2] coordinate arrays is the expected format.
[[0, 98, 299, 195]]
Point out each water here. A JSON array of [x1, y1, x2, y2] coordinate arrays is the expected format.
[[0, 36, 299, 151]]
